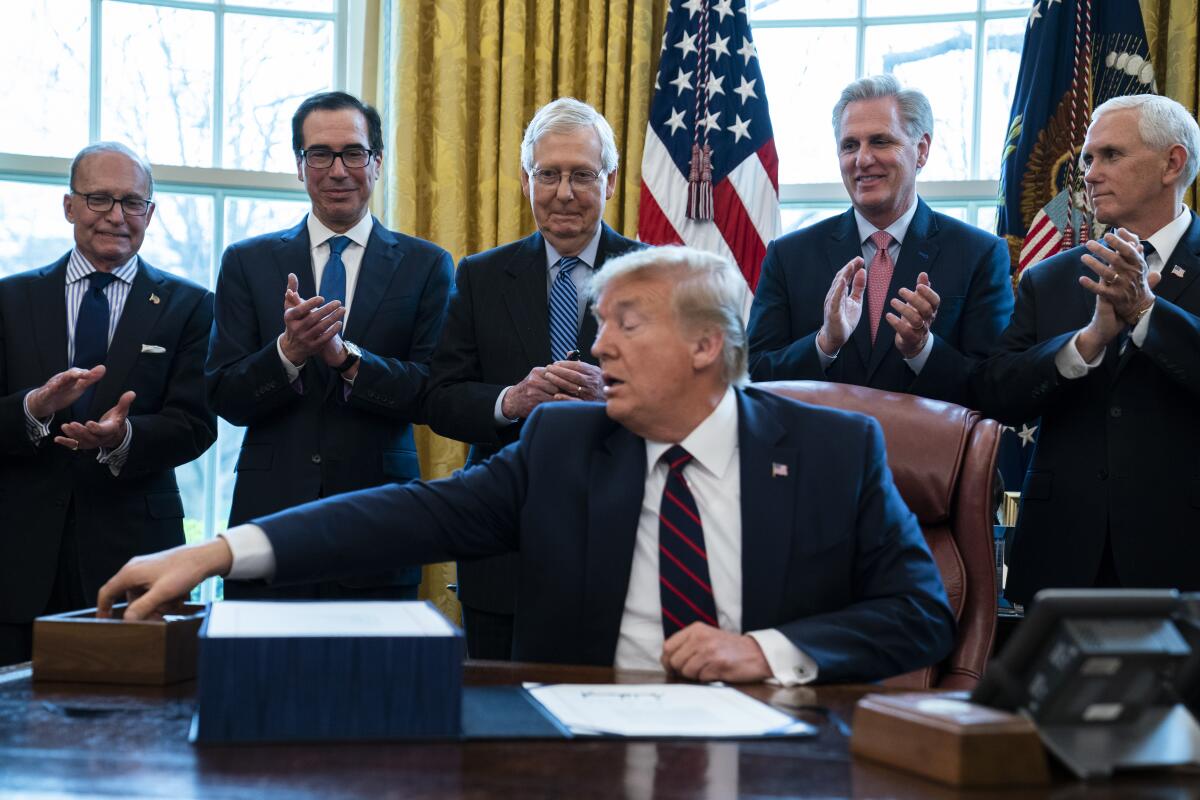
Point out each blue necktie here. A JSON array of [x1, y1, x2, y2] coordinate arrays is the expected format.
[[319, 236, 351, 306], [549, 256, 580, 362], [71, 271, 118, 421], [658, 445, 718, 637]]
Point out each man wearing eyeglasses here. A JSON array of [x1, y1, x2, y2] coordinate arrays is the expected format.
[[423, 97, 643, 659], [0, 142, 217, 665], [206, 91, 453, 602]]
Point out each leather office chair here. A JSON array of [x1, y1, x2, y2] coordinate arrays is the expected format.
[[757, 381, 1001, 690]]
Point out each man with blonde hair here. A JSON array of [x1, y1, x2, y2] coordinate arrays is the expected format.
[[423, 97, 642, 658], [975, 93, 1200, 603], [103, 245, 954, 685]]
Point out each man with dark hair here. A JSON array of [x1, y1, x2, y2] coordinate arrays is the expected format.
[[747, 75, 1012, 406], [102, 246, 954, 686], [206, 91, 453, 601], [423, 97, 642, 659], [974, 94, 1200, 603], [0, 142, 216, 665]]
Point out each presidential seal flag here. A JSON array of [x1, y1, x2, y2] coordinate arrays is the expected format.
[[638, 0, 780, 290], [997, 0, 1153, 283]]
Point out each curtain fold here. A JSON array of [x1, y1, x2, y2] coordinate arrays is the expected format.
[[1141, 0, 1200, 204], [366, 0, 668, 623]]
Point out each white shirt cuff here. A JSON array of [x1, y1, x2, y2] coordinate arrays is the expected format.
[[96, 419, 133, 476], [1129, 302, 1155, 348], [22, 393, 53, 443], [276, 335, 304, 383], [747, 628, 819, 686], [493, 386, 519, 426], [220, 524, 277, 580], [814, 339, 837, 370], [902, 332, 935, 374], [1055, 331, 1104, 379]]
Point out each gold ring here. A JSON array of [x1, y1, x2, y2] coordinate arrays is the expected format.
[[70, 442, 79, 451]]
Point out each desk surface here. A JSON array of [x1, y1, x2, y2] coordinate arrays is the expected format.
[[2, 661, 1199, 799]]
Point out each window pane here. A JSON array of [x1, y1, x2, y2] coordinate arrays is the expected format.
[[0, 1, 90, 158], [237, 0, 335, 11], [224, 14, 335, 172], [781, 206, 844, 234], [748, 0, 856, 21], [102, 4, 215, 167], [756, 26, 856, 184], [0, 181, 73, 278], [931, 205, 967, 221], [979, 17, 1026, 179], [139, 192, 215, 288], [214, 418, 245, 534], [866, 0, 977, 14], [987, 0, 1031, 9], [976, 204, 998, 233], [225, 196, 312, 245], [864, 22, 976, 181]]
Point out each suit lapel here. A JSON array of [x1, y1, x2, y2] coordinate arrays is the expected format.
[[274, 218, 316, 299], [29, 256, 70, 378], [503, 232, 552, 367], [89, 259, 170, 417], [865, 200, 939, 380], [1152, 212, 1200, 305], [737, 390, 796, 633], [344, 220, 402, 343], [583, 423, 647, 664]]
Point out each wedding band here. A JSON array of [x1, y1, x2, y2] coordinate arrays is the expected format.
[[70, 442, 78, 451], [1105, 276, 1116, 286]]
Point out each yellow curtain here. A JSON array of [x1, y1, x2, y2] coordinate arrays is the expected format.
[[363, 0, 669, 623], [1141, 0, 1200, 205]]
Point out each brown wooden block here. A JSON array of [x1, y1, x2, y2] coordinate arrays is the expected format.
[[32, 604, 206, 685], [850, 691, 1051, 788]]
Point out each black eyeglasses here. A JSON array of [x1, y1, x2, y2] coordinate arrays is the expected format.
[[71, 192, 154, 216], [299, 148, 375, 169]]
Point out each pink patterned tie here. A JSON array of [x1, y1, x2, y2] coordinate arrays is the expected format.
[[866, 231, 895, 343]]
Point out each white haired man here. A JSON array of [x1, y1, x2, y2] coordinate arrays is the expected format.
[[974, 93, 1200, 604]]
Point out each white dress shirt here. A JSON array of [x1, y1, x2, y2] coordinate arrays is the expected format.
[[276, 212, 374, 383], [816, 197, 934, 373], [222, 387, 818, 685], [492, 224, 604, 425], [1054, 204, 1190, 378]]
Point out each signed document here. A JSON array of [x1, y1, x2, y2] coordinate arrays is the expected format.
[[524, 683, 815, 738]]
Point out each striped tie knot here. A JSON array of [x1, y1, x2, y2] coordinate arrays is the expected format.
[[663, 444, 693, 473]]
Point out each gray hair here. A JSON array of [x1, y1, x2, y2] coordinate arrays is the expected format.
[[1092, 93, 1200, 189], [69, 142, 155, 197], [832, 74, 933, 145], [588, 246, 748, 387], [520, 97, 619, 175]]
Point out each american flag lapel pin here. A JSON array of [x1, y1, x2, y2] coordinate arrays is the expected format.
[[1172, 265, 1186, 278], [149, 292, 161, 304], [771, 462, 788, 478]]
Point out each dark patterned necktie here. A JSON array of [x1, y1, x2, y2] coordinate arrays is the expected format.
[[71, 271, 118, 420], [548, 256, 580, 362], [658, 445, 718, 637]]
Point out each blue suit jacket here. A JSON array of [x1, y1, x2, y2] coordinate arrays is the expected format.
[[206, 216, 452, 591], [0, 255, 216, 621], [257, 387, 955, 682], [972, 213, 1200, 604], [747, 200, 1012, 406]]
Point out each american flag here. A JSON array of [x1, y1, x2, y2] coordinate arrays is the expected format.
[[638, 0, 780, 290]]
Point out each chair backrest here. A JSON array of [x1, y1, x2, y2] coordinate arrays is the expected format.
[[756, 380, 1001, 690]]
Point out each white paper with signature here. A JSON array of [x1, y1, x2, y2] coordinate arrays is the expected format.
[[524, 683, 814, 737]]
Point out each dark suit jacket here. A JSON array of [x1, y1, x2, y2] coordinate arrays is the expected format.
[[972, 213, 1200, 605], [256, 387, 955, 682], [422, 223, 643, 613], [0, 255, 216, 621], [206, 216, 452, 591], [747, 200, 1012, 406]]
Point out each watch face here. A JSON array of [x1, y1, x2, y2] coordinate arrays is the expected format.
[[345, 341, 362, 359]]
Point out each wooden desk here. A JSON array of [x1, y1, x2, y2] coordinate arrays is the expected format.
[[2, 661, 1199, 799]]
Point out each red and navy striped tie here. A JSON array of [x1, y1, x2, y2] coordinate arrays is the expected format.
[[659, 445, 718, 637]]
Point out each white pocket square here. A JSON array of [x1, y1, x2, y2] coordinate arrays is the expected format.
[[141, 345, 167, 354]]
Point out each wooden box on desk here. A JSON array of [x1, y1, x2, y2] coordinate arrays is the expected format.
[[850, 692, 1050, 788], [32, 604, 207, 685]]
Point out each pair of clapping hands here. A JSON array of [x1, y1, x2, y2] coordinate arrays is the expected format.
[[1075, 228, 1160, 361], [25, 367, 134, 452], [502, 351, 603, 421], [816, 259, 940, 360], [277, 273, 355, 374]]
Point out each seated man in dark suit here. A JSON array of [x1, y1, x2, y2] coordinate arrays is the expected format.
[[101, 246, 954, 684], [747, 75, 1012, 406], [973, 94, 1200, 605], [0, 143, 216, 665]]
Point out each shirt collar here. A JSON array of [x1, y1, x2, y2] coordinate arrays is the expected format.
[[645, 387, 738, 480], [854, 196, 919, 248], [67, 249, 138, 285], [1144, 204, 1191, 271], [306, 211, 373, 251], [544, 224, 603, 272]]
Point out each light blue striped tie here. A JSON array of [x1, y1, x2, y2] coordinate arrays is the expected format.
[[549, 256, 581, 362]]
